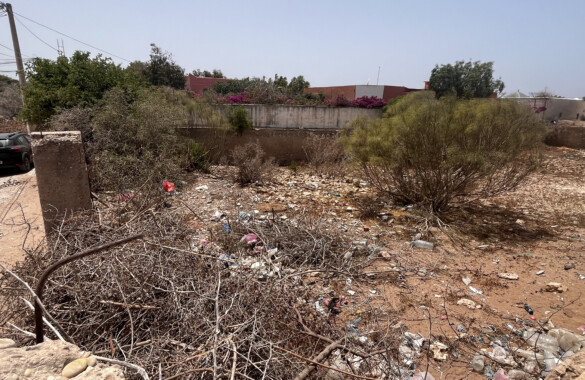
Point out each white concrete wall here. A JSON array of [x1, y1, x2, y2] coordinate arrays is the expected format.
[[545, 99, 585, 121], [193, 105, 383, 130], [355, 85, 384, 99]]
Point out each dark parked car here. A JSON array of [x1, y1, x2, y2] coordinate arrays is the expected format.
[[0, 131, 33, 172]]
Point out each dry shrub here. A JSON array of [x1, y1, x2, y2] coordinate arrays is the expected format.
[[355, 195, 384, 219], [343, 92, 547, 212], [302, 133, 346, 175], [231, 141, 275, 185], [0, 201, 404, 379]]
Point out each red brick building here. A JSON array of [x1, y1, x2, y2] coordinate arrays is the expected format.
[[305, 84, 422, 102], [185, 74, 227, 94]]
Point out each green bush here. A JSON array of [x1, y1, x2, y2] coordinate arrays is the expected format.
[[228, 106, 252, 135], [186, 141, 209, 172], [342, 91, 546, 212], [86, 87, 187, 192]]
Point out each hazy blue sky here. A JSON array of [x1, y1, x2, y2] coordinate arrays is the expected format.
[[1, 1, 583, 98]]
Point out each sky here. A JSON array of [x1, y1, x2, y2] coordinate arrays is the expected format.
[[1, 1, 583, 98]]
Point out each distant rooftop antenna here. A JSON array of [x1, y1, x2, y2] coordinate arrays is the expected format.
[[376, 66, 381, 85], [57, 39, 65, 57], [366, 78, 370, 85]]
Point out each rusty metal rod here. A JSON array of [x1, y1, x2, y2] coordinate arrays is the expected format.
[[34, 233, 144, 343]]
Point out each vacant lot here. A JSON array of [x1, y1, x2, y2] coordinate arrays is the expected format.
[[1, 145, 584, 379]]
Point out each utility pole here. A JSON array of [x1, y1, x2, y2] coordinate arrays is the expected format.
[[1, 2, 30, 133], [1, 3, 26, 88]]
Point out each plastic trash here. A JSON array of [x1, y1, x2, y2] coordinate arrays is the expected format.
[[484, 365, 494, 379], [491, 345, 507, 361], [163, 181, 175, 192], [239, 233, 258, 247], [543, 350, 557, 373], [315, 297, 326, 316], [412, 240, 434, 251], [493, 368, 509, 380], [514, 348, 544, 361], [524, 303, 534, 315], [471, 352, 485, 372], [410, 372, 435, 380], [469, 286, 483, 295], [223, 224, 231, 233], [347, 310, 362, 331], [238, 211, 252, 221]]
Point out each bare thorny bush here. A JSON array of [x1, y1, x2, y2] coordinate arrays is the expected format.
[[230, 142, 276, 186], [302, 133, 347, 177], [0, 196, 407, 379]]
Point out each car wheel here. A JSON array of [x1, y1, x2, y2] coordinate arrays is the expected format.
[[20, 156, 31, 172]]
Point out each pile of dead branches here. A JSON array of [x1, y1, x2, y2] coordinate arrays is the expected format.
[[0, 196, 405, 379]]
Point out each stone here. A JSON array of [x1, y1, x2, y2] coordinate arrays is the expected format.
[[0, 338, 16, 349], [62, 358, 88, 378], [457, 298, 478, 310], [536, 270, 545, 276], [0, 339, 124, 380], [564, 262, 576, 270], [498, 272, 519, 280], [86, 356, 97, 367], [546, 345, 585, 379], [430, 341, 448, 361], [462, 277, 471, 285], [546, 282, 568, 293]]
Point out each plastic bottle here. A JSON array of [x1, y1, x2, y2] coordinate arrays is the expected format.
[[471, 352, 485, 372], [514, 348, 544, 361], [543, 350, 557, 373], [492, 345, 507, 361], [412, 240, 434, 251]]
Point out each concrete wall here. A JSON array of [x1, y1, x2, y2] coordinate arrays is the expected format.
[[355, 85, 384, 99], [194, 104, 382, 130], [545, 124, 585, 149], [514, 98, 585, 122], [545, 99, 585, 122], [31, 131, 92, 233], [178, 127, 340, 164]]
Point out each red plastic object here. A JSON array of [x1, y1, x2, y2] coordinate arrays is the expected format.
[[163, 181, 175, 192]]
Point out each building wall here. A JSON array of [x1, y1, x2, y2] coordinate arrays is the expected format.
[[192, 104, 382, 130], [513, 98, 585, 122], [304, 86, 356, 100], [355, 85, 384, 99], [185, 74, 228, 94]]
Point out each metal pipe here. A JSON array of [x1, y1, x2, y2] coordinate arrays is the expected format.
[[34, 233, 144, 343]]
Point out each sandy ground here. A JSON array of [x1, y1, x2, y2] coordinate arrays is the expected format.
[[0, 168, 45, 268], [178, 145, 585, 379]]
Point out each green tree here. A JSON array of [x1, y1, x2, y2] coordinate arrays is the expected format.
[[342, 91, 545, 212], [145, 44, 185, 89], [228, 105, 252, 134], [288, 75, 310, 95], [274, 74, 288, 88], [428, 60, 504, 99], [21, 51, 139, 126]]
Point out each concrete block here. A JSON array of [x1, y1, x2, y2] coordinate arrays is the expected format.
[[31, 131, 91, 233]]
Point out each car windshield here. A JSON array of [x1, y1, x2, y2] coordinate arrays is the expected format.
[[0, 139, 11, 147]]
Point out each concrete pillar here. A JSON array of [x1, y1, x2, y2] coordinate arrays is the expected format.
[[31, 131, 92, 233]]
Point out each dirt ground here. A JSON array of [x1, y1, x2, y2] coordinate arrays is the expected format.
[[1, 146, 584, 378], [0, 168, 45, 268], [176, 145, 585, 379]]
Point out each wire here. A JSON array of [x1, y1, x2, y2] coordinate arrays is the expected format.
[[15, 16, 59, 52], [0, 51, 13, 57], [13, 11, 130, 62], [0, 42, 13, 51]]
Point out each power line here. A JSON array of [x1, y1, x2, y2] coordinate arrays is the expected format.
[[0, 42, 13, 51], [13, 11, 130, 62], [15, 15, 58, 52], [0, 41, 30, 57]]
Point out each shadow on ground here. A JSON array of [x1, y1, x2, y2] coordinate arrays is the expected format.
[[443, 203, 555, 243]]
